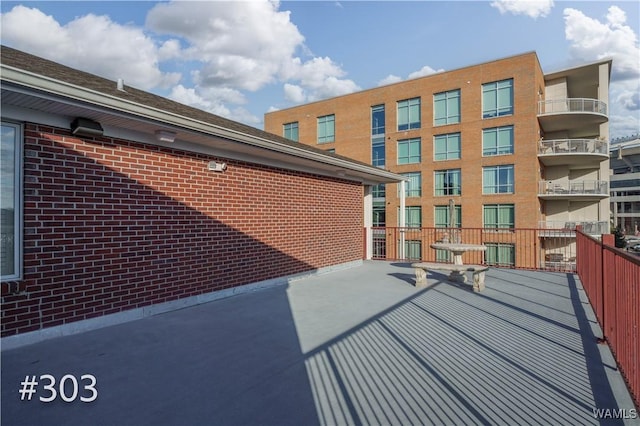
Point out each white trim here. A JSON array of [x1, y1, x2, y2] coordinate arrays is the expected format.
[[0, 120, 23, 281], [0, 259, 362, 350], [1, 66, 403, 184]]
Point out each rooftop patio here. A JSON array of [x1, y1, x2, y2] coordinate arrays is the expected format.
[[1, 261, 638, 425]]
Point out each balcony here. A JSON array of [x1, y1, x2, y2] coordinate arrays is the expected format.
[[538, 139, 608, 166], [538, 180, 608, 200], [538, 98, 608, 133], [537, 220, 609, 237]]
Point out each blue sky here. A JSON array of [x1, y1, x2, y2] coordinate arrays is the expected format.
[[1, 1, 639, 138]]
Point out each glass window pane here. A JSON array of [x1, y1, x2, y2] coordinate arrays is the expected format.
[[1, 123, 19, 278]]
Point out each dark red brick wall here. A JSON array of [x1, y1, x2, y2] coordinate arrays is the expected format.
[[1, 124, 363, 337]]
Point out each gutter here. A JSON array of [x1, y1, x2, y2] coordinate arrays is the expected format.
[[1, 64, 404, 183]]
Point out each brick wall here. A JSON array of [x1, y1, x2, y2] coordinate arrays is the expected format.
[[1, 124, 364, 337]]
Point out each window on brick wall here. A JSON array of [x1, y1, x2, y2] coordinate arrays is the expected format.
[[283, 122, 299, 141], [434, 133, 461, 160], [482, 79, 513, 118], [483, 165, 514, 194], [399, 172, 422, 197], [434, 90, 461, 125], [398, 138, 421, 164], [482, 125, 514, 156], [397, 98, 421, 130], [483, 204, 515, 230], [434, 169, 461, 196], [485, 243, 515, 266], [1, 121, 23, 281], [317, 114, 335, 143], [398, 206, 422, 228]]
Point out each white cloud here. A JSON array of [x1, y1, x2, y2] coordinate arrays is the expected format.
[[491, 0, 554, 19], [408, 65, 445, 80], [377, 65, 444, 87], [146, 0, 302, 91], [563, 6, 640, 137], [281, 56, 360, 102], [0, 5, 181, 90], [283, 84, 306, 103], [564, 6, 640, 81], [378, 75, 403, 86]]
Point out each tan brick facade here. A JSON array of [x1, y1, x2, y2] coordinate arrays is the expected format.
[[266, 52, 547, 230]]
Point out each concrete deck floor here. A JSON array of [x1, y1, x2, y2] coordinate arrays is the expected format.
[[1, 261, 638, 426]]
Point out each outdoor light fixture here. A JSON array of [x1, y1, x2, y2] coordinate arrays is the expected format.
[[208, 161, 227, 172], [155, 130, 177, 143], [70, 117, 103, 137]]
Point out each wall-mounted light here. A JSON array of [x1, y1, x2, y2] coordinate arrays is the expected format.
[[155, 130, 176, 143], [71, 117, 103, 137], [208, 161, 227, 172]]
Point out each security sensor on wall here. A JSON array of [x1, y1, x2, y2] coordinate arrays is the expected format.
[[208, 161, 227, 172]]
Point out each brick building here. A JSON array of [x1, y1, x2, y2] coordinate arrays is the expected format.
[[0, 46, 403, 344], [265, 52, 612, 270]]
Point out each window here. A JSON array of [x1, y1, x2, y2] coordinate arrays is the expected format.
[[1, 122, 22, 281], [482, 79, 513, 118], [434, 169, 461, 196], [483, 165, 514, 194], [404, 240, 422, 260], [399, 172, 421, 197], [317, 114, 335, 143], [399, 206, 422, 228], [483, 204, 515, 229], [483, 125, 514, 156], [434, 205, 461, 228], [434, 133, 461, 161], [485, 243, 515, 266], [373, 202, 386, 227], [397, 98, 421, 130], [397, 138, 421, 164], [372, 184, 386, 199], [372, 136, 385, 167], [372, 105, 385, 135], [283, 122, 298, 141], [434, 90, 460, 125]]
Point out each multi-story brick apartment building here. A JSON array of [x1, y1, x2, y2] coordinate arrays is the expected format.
[[265, 52, 612, 270]]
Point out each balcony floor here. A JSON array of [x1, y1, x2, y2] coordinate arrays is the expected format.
[[2, 261, 638, 426]]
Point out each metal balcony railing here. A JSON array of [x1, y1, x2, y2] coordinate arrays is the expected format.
[[538, 98, 607, 115], [537, 220, 609, 235], [539, 180, 608, 196], [538, 139, 608, 155]]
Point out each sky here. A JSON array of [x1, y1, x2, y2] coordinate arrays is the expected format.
[[1, 0, 639, 139]]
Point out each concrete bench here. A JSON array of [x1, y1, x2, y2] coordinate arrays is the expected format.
[[411, 262, 489, 292]]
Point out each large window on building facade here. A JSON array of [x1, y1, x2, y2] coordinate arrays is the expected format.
[[434, 133, 461, 160], [483, 204, 515, 229], [483, 125, 514, 156], [399, 172, 422, 197], [399, 206, 422, 228], [317, 114, 335, 143], [434, 90, 460, 125], [434, 169, 461, 196], [485, 243, 515, 266], [482, 79, 513, 118], [404, 240, 422, 260], [397, 98, 421, 130], [1, 122, 22, 280], [397, 138, 421, 165], [483, 165, 514, 194], [434, 205, 462, 228], [371, 105, 386, 167], [283, 122, 299, 141]]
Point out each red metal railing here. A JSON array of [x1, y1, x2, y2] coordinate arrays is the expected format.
[[368, 227, 578, 271], [576, 229, 640, 408]]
